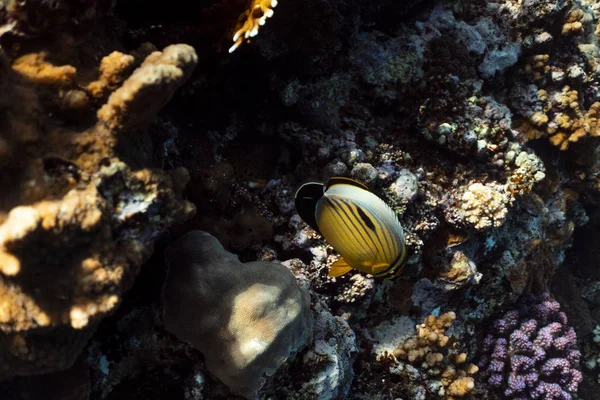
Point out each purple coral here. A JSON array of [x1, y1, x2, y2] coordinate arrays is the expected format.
[[478, 292, 582, 399]]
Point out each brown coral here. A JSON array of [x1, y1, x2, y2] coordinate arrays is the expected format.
[[519, 86, 600, 150], [97, 44, 198, 132], [562, 9, 586, 36], [524, 54, 550, 81], [0, 41, 197, 380], [393, 312, 478, 399], [86, 51, 136, 101], [393, 312, 455, 366]]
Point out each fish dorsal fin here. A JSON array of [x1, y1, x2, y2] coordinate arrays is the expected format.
[[328, 257, 354, 277], [294, 181, 325, 234], [326, 176, 369, 191]]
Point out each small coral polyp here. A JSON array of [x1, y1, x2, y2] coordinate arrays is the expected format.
[[479, 292, 582, 400]]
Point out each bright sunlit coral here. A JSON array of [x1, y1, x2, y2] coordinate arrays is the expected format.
[[229, 0, 278, 53]]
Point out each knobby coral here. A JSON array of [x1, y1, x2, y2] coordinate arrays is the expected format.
[[478, 292, 582, 399], [459, 183, 509, 230], [519, 86, 600, 150], [394, 312, 478, 399]]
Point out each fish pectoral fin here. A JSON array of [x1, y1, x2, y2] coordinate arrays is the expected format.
[[328, 258, 354, 277], [371, 262, 390, 275]]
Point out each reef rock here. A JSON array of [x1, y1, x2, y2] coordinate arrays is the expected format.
[[162, 231, 313, 399], [297, 300, 357, 400]]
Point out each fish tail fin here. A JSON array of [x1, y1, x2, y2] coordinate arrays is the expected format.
[[328, 258, 353, 277]]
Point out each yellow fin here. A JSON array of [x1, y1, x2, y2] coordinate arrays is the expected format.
[[371, 262, 390, 275], [328, 258, 354, 277]]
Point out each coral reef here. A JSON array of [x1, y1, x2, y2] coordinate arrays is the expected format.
[[2, 0, 600, 398], [517, 86, 600, 150], [268, 290, 358, 400], [162, 231, 313, 398], [479, 292, 582, 399]]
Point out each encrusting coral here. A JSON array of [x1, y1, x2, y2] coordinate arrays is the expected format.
[[86, 51, 136, 101], [229, 0, 278, 53], [525, 54, 551, 81], [393, 312, 478, 399], [562, 8, 587, 36]]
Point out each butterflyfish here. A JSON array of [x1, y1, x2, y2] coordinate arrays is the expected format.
[[295, 177, 407, 280]]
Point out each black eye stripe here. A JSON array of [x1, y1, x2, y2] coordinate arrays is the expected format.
[[356, 206, 376, 232]]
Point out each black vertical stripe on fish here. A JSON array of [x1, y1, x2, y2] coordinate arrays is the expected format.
[[336, 197, 382, 260], [373, 209, 395, 261], [364, 206, 392, 261], [321, 197, 357, 248], [356, 206, 376, 232], [360, 201, 396, 263], [330, 197, 380, 261], [337, 198, 383, 261], [381, 217, 399, 259], [377, 243, 405, 273], [329, 197, 376, 259], [362, 199, 398, 260], [324, 197, 370, 259], [383, 211, 402, 258]]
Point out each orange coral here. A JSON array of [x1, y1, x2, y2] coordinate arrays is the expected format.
[[12, 52, 76, 86], [562, 9, 585, 36], [393, 312, 478, 399], [518, 86, 600, 150], [393, 312, 455, 366], [86, 51, 136, 100], [524, 54, 550, 81], [0, 43, 197, 380], [229, 0, 278, 53]]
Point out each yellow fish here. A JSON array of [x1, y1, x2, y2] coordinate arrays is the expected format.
[[295, 177, 407, 279]]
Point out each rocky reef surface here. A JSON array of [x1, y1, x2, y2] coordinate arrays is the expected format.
[[2, 0, 600, 399]]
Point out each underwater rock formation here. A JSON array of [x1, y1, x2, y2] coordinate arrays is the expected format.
[[162, 231, 313, 399]]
